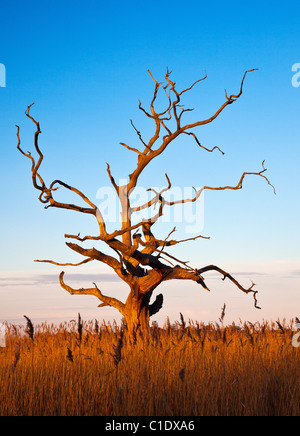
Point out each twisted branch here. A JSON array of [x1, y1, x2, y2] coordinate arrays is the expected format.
[[59, 272, 125, 313], [196, 265, 261, 309]]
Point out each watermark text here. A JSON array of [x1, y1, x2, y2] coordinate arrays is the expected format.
[[292, 63, 300, 88], [0, 63, 6, 88], [0, 323, 6, 347], [292, 323, 300, 348], [96, 182, 205, 234]]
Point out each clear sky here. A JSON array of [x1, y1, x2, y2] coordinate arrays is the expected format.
[[0, 0, 299, 326]]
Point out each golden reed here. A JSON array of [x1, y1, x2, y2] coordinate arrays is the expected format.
[[0, 316, 299, 416]]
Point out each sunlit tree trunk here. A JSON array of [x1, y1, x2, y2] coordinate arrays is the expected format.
[[123, 285, 152, 339]]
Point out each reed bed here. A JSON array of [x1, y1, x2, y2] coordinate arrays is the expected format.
[[0, 315, 299, 416]]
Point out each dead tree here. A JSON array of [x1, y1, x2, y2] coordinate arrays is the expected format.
[[16, 69, 274, 338]]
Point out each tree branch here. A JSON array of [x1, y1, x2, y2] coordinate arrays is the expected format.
[[196, 264, 261, 309], [49, 180, 97, 209], [184, 131, 225, 155], [164, 161, 275, 207], [35, 258, 94, 267], [106, 162, 120, 194], [131, 173, 171, 213], [16, 105, 107, 238], [59, 272, 125, 313], [181, 69, 259, 131], [130, 119, 148, 149]]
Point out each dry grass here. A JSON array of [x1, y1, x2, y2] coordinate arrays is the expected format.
[[0, 315, 299, 416]]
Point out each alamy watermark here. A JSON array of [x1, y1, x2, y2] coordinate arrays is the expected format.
[[292, 63, 300, 88], [96, 181, 205, 234], [291, 323, 300, 348], [0, 63, 6, 88], [0, 323, 6, 347]]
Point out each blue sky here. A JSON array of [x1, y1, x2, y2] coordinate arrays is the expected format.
[[0, 0, 299, 325]]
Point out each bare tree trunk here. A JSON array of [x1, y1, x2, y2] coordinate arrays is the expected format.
[[123, 284, 152, 340]]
